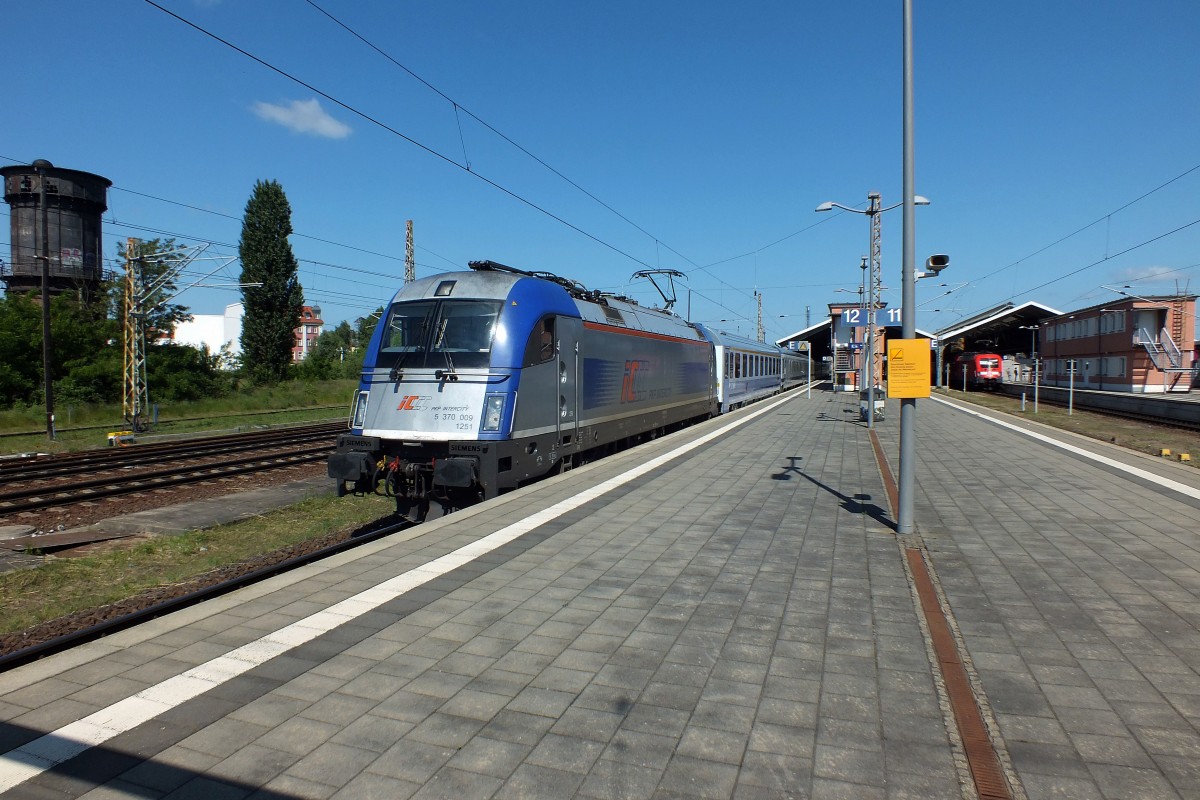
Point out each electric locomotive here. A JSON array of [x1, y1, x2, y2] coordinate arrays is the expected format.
[[951, 351, 1003, 390], [328, 260, 717, 521]]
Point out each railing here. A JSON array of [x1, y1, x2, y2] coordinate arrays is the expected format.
[[1136, 328, 1167, 369], [1161, 327, 1183, 368]]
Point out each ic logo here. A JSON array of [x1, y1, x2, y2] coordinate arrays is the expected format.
[[396, 395, 429, 411], [621, 360, 649, 403]]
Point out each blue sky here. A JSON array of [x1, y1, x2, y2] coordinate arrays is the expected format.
[[5, 1, 1199, 343]]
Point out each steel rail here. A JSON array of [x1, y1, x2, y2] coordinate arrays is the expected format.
[[0, 422, 344, 478], [0, 447, 331, 515]]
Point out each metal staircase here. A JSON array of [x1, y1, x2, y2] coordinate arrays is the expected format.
[[1137, 327, 1185, 370], [835, 347, 853, 372]]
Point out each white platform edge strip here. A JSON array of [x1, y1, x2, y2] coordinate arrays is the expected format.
[[930, 395, 1200, 501], [0, 391, 797, 793]]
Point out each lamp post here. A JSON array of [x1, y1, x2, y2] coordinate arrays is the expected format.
[[36, 161, 55, 441], [898, 0, 918, 535], [817, 195, 929, 429], [1018, 324, 1039, 413]]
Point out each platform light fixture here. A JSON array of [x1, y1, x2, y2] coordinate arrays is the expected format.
[[816, 197, 929, 430]]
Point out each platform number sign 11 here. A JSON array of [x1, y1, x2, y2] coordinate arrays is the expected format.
[[877, 307, 903, 325]]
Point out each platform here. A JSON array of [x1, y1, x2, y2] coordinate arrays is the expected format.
[[1, 386, 1199, 799]]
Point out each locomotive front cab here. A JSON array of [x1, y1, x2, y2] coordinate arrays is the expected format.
[[328, 267, 583, 522], [329, 285, 511, 520]]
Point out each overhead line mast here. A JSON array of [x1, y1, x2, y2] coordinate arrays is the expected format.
[[122, 238, 212, 431], [405, 220, 415, 284]]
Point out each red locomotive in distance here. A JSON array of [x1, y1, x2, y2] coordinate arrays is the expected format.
[[951, 351, 1003, 390]]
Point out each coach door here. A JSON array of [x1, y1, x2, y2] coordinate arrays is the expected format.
[[556, 317, 582, 461]]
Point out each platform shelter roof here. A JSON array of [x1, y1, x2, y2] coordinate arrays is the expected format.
[[936, 300, 1061, 345]]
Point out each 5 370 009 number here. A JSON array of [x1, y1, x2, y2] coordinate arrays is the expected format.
[[433, 411, 475, 430]]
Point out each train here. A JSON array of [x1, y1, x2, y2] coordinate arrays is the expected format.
[[951, 351, 1003, 390], [327, 260, 809, 522]]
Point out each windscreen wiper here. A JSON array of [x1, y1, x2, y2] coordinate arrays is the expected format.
[[389, 306, 435, 381], [433, 319, 459, 381]]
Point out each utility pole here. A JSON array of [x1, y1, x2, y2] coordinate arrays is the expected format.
[[756, 291, 764, 342], [865, 192, 882, 429], [405, 220, 415, 283], [37, 163, 55, 441]]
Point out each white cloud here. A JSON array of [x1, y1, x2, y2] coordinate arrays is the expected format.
[[1114, 264, 1173, 282], [251, 98, 351, 139]]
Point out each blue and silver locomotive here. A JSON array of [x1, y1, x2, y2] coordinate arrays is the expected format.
[[328, 260, 725, 521]]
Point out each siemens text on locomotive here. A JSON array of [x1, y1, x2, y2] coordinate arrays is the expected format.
[[327, 260, 808, 522]]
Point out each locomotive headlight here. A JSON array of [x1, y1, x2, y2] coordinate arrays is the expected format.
[[482, 394, 505, 431], [351, 390, 369, 429]]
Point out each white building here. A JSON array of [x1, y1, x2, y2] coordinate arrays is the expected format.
[[170, 303, 326, 366], [171, 303, 244, 358]]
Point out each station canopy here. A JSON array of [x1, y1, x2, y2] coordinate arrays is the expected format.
[[935, 300, 1062, 354]]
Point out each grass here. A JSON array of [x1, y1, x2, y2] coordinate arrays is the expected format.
[[0, 493, 395, 636], [937, 386, 1200, 466], [0, 379, 358, 455], [0, 376, 375, 639]]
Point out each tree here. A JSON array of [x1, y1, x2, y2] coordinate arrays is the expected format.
[[238, 180, 303, 384], [0, 292, 41, 404], [0, 290, 119, 408], [292, 321, 364, 381], [111, 238, 194, 339], [356, 307, 383, 350]]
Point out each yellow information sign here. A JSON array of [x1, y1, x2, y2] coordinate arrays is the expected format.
[[886, 339, 931, 398]]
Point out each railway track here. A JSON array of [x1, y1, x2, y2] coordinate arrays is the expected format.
[[0, 421, 345, 481], [0, 421, 343, 521], [0, 447, 331, 516]]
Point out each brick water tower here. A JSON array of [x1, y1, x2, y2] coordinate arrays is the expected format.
[[1, 159, 112, 297]]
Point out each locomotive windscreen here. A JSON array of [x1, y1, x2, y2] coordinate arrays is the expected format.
[[377, 299, 502, 370]]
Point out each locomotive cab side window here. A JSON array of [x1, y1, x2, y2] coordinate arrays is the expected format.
[[523, 316, 556, 367]]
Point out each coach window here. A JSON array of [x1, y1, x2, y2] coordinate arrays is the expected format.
[[523, 316, 556, 367]]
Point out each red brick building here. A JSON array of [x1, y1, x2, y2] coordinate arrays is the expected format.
[[1041, 294, 1197, 393], [292, 305, 324, 362]]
